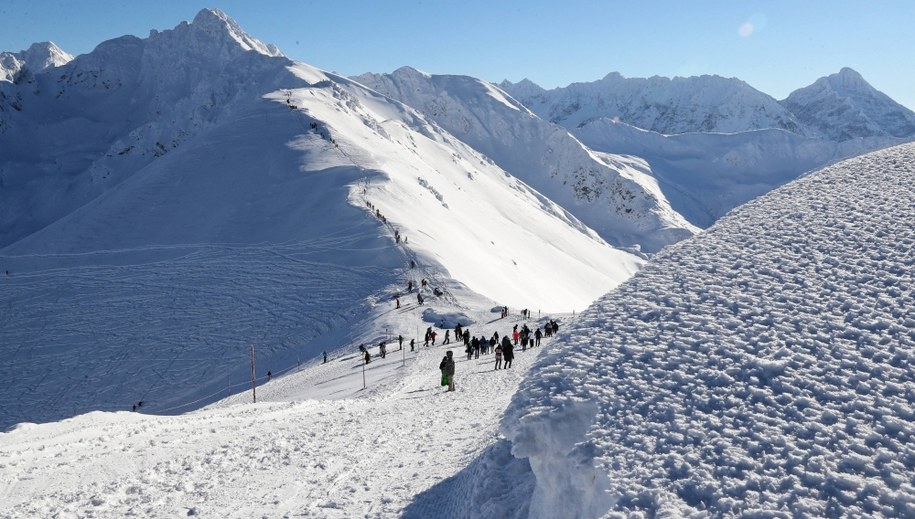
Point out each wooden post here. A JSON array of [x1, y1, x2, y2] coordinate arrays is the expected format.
[[250, 344, 257, 403]]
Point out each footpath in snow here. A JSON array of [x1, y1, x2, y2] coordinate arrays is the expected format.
[[0, 305, 555, 518]]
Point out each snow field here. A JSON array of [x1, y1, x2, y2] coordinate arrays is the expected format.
[[1, 306, 556, 518]]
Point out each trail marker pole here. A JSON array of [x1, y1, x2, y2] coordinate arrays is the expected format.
[[250, 344, 257, 403], [362, 356, 366, 389]]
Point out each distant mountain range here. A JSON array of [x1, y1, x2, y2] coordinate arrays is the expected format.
[[500, 68, 915, 141], [499, 69, 915, 226]]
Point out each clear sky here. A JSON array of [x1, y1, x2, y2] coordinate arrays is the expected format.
[[2, 0, 913, 109]]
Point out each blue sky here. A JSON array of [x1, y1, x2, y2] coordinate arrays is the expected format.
[[2, 0, 913, 109]]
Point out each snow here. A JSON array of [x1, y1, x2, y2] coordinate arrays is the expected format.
[[354, 68, 697, 253], [2, 8, 915, 518], [502, 70, 915, 228], [0, 8, 640, 430], [501, 142, 915, 517], [782, 68, 915, 141], [1, 296, 552, 518]]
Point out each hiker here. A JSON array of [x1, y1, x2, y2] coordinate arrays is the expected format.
[[535, 328, 542, 347], [323, 351, 327, 363], [501, 335, 514, 368], [396, 297, 400, 309], [441, 350, 456, 391], [494, 343, 503, 370], [512, 326, 520, 345], [470, 336, 479, 360], [444, 329, 451, 345], [417, 293, 424, 305], [439, 356, 449, 387], [398, 335, 404, 350], [364, 350, 371, 364], [462, 329, 470, 347], [410, 338, 415, 352], [544, 321, 553, 337], [267, 371, 272, 381], [379, 341, 386, 358]]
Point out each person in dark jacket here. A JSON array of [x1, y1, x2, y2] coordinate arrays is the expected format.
[[441, 350, 456, 391], [501, 335, 514, 368]]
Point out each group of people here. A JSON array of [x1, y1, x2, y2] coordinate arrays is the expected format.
[[355, 309, 558, 394]]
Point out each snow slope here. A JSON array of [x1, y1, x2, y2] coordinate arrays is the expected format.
[[0, 9, 641, 430], [354, 67, 697, 253], [501, 142, 915, 518], [573, 120, 903, 227], [0, 302, 551, 518]]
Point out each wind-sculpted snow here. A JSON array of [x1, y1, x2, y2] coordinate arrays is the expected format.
[[502, 143, 915, 517]]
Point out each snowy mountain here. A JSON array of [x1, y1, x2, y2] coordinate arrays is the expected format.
[[503, 70, 915, 227], [783, 67, 915, 141], [500, 72, 804, 135], [0, 41, 73, 83], [572, 120, 899, 227], [2, 143, 913, 519], [354, 67, 697, 253], [503, 142, 915, 518], [0, 9, 641, 429]]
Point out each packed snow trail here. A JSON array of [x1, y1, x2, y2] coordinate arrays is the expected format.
[[502, 142, 915, 518], [0, 308, 553, 518]]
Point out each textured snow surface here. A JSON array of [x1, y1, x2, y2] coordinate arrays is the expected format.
[[503, 143, 915, 518]]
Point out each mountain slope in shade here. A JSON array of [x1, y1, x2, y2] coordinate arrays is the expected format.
[[782, 67, 915, 141], [354, 67, 697, 253], [501, 142, 915, 518], [0, 9, 288, 248], [500, 72, 804, 135], [0, 9, 641, 429]]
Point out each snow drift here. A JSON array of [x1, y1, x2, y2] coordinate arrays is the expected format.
[[502, 142, 915, 517]]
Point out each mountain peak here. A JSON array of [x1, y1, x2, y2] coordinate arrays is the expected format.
[[0, 40, 73, 82], [186, 8, 284, 58], [783, 68, 915, 140], [824, 66, 872, 94]]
